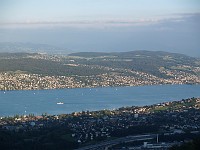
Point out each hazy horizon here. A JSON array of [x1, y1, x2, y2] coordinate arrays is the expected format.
[[0, 0, 200, 57]]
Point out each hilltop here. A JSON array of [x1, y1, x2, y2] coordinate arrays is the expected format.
[[69, 50, 199, 78]]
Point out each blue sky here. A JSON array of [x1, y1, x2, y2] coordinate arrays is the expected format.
[[0, 0, 200, 56], [1, 0, 200, 23]]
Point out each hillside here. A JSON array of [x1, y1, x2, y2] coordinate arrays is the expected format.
[[0, 51, 199, 90], [69, 51, 200, 78]]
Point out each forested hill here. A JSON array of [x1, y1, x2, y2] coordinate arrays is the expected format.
[[69, 50, 196, 65], [69, 50, 189, 58], [68, 50, 200, 78], [0, 51, 199, 77]]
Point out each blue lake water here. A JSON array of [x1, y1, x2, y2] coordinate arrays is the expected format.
[[0, 84, 200, 116]]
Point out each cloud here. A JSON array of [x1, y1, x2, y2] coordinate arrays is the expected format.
[[0, 13, 199, 29], [0, 19, 160, 27]]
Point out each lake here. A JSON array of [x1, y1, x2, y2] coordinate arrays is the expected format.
[[0, 84, 200, 116]]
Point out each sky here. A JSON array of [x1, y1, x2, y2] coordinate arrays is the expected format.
[[0, 0, 200, 56]]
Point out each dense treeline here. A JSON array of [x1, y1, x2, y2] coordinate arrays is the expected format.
[[170, 137, 200, 150], [0, 127, 78, 150], [0, 58, 107, 76], [110, 125, 159, 137]]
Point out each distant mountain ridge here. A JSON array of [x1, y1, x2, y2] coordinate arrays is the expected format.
[[0, 42, 68, 54], [69, 50, 191, 58]]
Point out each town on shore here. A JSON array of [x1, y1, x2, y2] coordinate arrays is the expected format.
[[0, 51, 200, 91], [0, 70, 199, 91], [0, 97, 200, 149]]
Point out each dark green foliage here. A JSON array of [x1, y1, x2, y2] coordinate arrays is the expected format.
[[0, 50, 199, 78], [110, 125, 159, 137], [0, 127, 78, 150], [170, 138, 200, 150], [0, 58, 107, 76], [70, 50, 198, 78]]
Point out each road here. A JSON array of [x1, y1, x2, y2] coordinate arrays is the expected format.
[[75, 134, 157, 150]]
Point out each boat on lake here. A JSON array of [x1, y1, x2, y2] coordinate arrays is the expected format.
[[57, 102, 64, 105]]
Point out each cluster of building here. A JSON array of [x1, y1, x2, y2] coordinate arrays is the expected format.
[[159, 65, 200, 84], [0, 98, 199, 148], [1, 52, 200, 91], [69, 98, 200, 144], [27, 53, 64, 62], [0, 72, 80, 90], [0, 64, 200, 91]]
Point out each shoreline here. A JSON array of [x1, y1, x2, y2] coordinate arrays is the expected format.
[[1, 82, 199, 92], [1, 96, 199, 118], [1, 97, 200, 149]]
